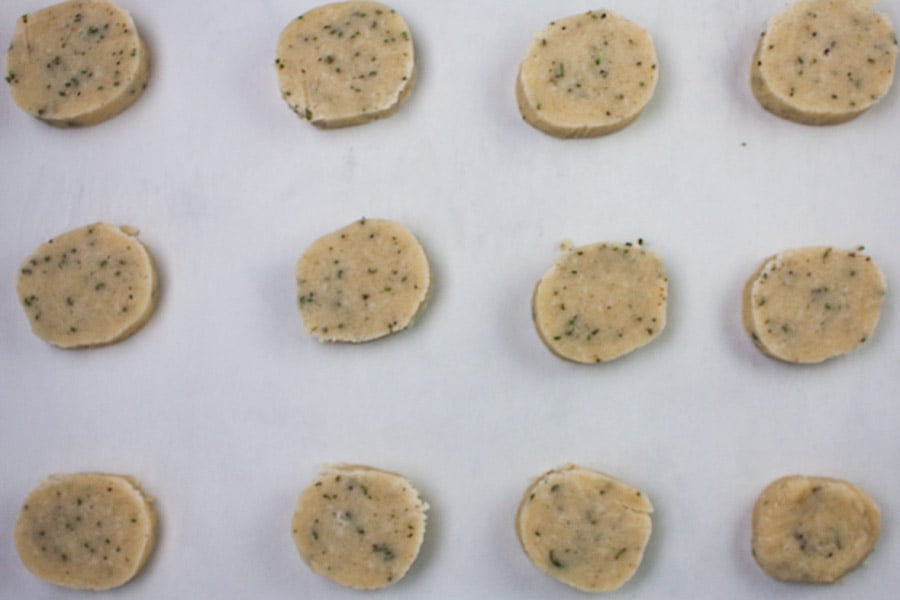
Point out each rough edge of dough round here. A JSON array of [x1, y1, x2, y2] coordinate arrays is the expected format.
[[291, 463, 428, 590], [14, 473, 157, 591], [751, 474, 881, 583]]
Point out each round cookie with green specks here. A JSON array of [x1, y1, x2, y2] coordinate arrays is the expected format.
[[17, 222, 159, 348], [750, 0, 897, 125], [296, 218, 430, 343], [742, 246, 885, 363], [291, 464, 428, 589], [532, 240, 667, 363], [275, 1, 416, 128], [15, 473, 157, 590], [516, 464, 653, 592], [516, 9, 659, 138], [5, 0, 151, 127], [752, 475, 880, 583]]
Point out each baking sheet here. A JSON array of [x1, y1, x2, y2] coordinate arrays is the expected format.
[[1, 0, 898, 597]]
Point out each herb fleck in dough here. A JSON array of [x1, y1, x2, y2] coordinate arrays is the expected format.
[[15, 473, 157, 591], [742, 246, 885, 363], [5, 0, 150, 127], [17, 222, 159, 348], [750, 0, 898, 125], [291, 465, 428, 590], [516, 464, 653, 592], [532, 241, 667, 363], [296, 218, 431, 343], [516, 10, 659, 138], [275, 1, 416, 128], [752, 475, 880, 583]]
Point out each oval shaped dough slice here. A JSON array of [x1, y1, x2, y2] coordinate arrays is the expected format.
[[291, 464, 428, 589], [296, 218, 430, 342], [15, 473, 157, 590], [275, 1, 416, 128], [516, 464, 653, 592], [752, 475, 880, 583], [742, 246, 885, 363], [17, 222, 159, 348], [516, 10, 658, 138], [533, 241, 667, 363], [5, 0, 150, 127], [750, 0, 897, 125]]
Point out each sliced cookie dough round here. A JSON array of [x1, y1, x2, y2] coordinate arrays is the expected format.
[[752, 475, 880, 583], [296, 218, 430, 342], [533, 241, 667, 363], [516, 464, 653, 592], [516, 10, 659, 138], [742, 246, 885, 363], [15, 473, 157, 591], [5, 0, 151, 127], [17, 222, 159, 348], [291, 464, 429, 589], [275, 1, 416, 128], [750, 0, 898, 125]]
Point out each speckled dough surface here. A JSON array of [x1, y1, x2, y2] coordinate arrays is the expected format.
[[296, 218, 430, 342], [752, 475, 880, 583], [291, 465, 428, 589], [14, 473, 157, 590], [532, 241, 667, 363], [17, 222, 159, 348], [275, 1, 415, 128], [516, 464, 653, 592], [5, 0, 150, 127], [742, 246, 885, 363], [516, 9, 658, 138], [750, 0, 897, 125]]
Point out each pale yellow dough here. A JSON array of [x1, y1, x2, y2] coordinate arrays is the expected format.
[[15, 473, 157, 591], [750, 0, 898, 125], [752, 475, 880, 583], [533, 241, 667, 363], [291, 465, 428, 589], [17, 222, 159, 348], [742, 246, 885, 363], [516, 10, 658, 138], [296, 218, 430, 342], [275, 1, 416, 128], [516, 464, 653, 592], [5, 0, 150, 127]]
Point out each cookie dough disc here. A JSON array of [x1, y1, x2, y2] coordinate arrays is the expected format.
[[742, 246, 885, 363], [516, 464, 653, 592], [291, 465, 429, 589], [5, 0, 150, 127], [275, 1, 416, 128], [516, 10, 658, 138], [532, 241, 667, 363], [750, 0, 898, 125], [15, 473, 157, 590], [296, 218, 430, 342], [752, 475, 880, 583], [17, 222, 159, 348]]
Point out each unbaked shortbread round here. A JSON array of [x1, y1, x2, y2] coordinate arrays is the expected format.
[[15, 473, 157, 591], [5, 0, 150, 127], [516, 10, 659, 138], [296, 218, 430, 342], [742, 246, 885, 363], [516, 464, 653, 592], [291, 464, 428, 589], [533, 241, 667, 363], [752, 475, 880, 583], [750, 0, 897, 125], [17, 222, 159, 348], [275, 1, 416, 128]]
